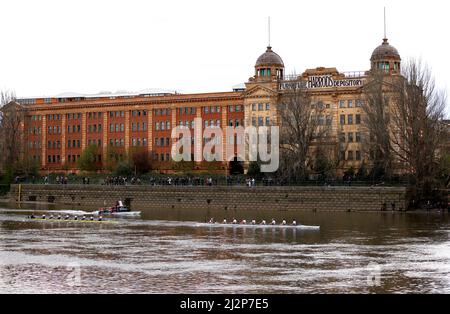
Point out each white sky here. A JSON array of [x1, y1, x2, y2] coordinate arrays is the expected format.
[[0, 0, 449, 115]]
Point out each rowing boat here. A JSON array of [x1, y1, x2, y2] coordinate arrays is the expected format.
[[195, 223, 320, 231], [27, 218, 117, 224], [92, 211, 141, 217]]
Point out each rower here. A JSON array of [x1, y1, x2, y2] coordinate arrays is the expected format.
[[49, 215, 54, 220], [281, 220, 287, 225], [81, 215, 86, 221], [241, 219, 247, 225], [64, 215, 70, 220], [98, 216, 103, 221], [209, 218, 214, 224], [251, 219, 256, 225], [292, 219, 297, 226], [222, 218, 227, 224], [261, 220, 267, 225], [90, 216, 94, 221], [57, 215, 62, 220], [232, 218, 237, 224], [271, 218, 276, 225], [42, 214, 46, 220], [30, 214, 35, 219], [74, 216, 78, 221]]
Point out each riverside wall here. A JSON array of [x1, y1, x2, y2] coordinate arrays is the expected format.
[[7, 184, 408, 212]]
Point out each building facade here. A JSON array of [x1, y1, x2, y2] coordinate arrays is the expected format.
[[12, 36, 402, 174]]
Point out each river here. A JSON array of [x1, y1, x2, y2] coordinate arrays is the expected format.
[[0, 203, 449, 294]]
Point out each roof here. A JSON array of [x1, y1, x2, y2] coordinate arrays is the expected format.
[[255, 46, 284, 67], [371, 38, 401, 61]]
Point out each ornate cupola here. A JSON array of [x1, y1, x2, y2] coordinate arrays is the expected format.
[[254, 46, 284, 82], [370, 38, 402, 74]]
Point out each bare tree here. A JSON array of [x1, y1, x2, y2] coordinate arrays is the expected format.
[[390, 59, 447, 190], [0, 90, 23, 172], [277, 83, 332, 182], [361, 71, 394, 180], [362, 59, 448, 205]]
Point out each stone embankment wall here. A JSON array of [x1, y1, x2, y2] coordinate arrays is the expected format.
[[7, 184, 407, 212]]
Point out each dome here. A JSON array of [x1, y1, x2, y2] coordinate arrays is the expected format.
[[255, 46, 284, 67], [370, 38, 401, 61]]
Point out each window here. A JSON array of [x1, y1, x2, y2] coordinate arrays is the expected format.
[[204, 106, 209, 114], [236, 119, 240, 127], [252, 117, 256, 127], [265, 103, 270, 111], [235, 105, 240, 112], [258, 103, 263, 111], [356, 151, 361, 161], [348, 115, 353, 125], [348, 100, 353, 108], [339, 133, 346, 143], [356, 100, 363, 107], [265, 117, 270, 126], [252, 104, 256, 111], [258, 116, 263, 126], [326, 115, 332, 126], [216, 120, 220, 128], [155, 122, 160, 131], [161, 122, 165, 131], [318, 115, 325, 126], [347, 151, 354, 161], [205, 120, 209, 128], [155, 138, 159, 146], [115, 124, 119, 132], [356, 132, 361, 143], [356, 114, 361, 124], [339, 100, 346, 108], [191, 107, 196, 114], [348, 133, 354, 142], [229, 105, 234, 113], [211, 106, 216, 113], [340, 115, 345, 125]]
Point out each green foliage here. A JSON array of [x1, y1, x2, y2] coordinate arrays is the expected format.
[[78, 145, 101, 172], [113, 161, 134, 177], [313, 149, 334, 181], [247, 161, 262, 179]]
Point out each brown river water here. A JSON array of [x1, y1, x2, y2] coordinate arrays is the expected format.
[[0, 202, 449, 294]]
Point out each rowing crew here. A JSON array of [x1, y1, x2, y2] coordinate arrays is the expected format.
[[209, 218, 298, 226], [28, 214, 104, 221]]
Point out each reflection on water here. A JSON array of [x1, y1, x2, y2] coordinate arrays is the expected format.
[[0, 203, 449, 293]]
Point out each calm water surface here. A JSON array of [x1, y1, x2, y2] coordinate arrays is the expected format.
[[0, 203, 449, 294]]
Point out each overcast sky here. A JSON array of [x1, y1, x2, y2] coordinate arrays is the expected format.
[[0, 0, 449, 114]]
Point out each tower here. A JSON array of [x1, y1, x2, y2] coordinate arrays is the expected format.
[[370, 8, 401, 74]]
